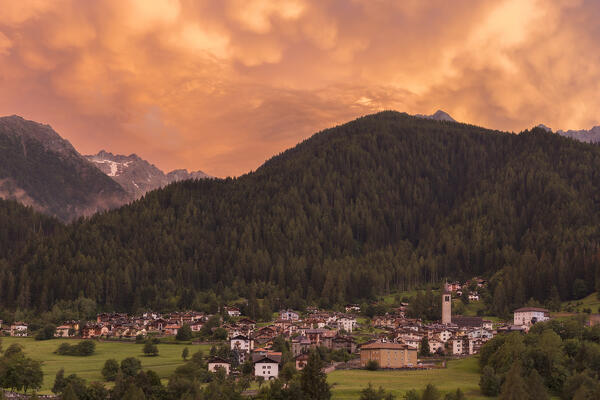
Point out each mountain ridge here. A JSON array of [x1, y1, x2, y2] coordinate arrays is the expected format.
[[85, 150, 210, 199], [0, 115, 129, 221], [2, 111, 597, 314], [536, 123, 600, 143]]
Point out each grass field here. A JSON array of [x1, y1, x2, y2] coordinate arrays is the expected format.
[[2, 337, 212, 393], [561, 292, 599, 313], [328, 357, 487, 400]]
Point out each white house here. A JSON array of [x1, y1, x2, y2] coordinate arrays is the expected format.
[[55, 325, 72, 337], [468, 293, 480, 302], [482, 320, 493, 330], [452, 339, 465, 355], [226, 307, 241, 317], [467, 328, 494, 340], [345, 304, 361, 313], [279, 310, 300, 321], [253, 354, 281, 380], [10, 322, 28, 337], [337, 317, 357, 333], [428, 339, 444, 354], [230, 335, 253, 352], [513, 307, 550, 327], [207, 357, 231, 375], [435, 329, 453, 343]]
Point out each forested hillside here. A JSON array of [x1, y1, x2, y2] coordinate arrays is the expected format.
[[0, 198, 60, 282], [1, 111, 599, 314]]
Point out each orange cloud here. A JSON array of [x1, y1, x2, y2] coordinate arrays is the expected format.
[[0, 0, 599, 177]]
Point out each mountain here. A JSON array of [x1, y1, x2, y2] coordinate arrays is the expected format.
[[536, 123, 600, 143], [2, 111, 600, 313], [415, 109, 456, 122], [557, 126, 600, 143], [0, 116, 129, 221], [85, 151, 210, 199]]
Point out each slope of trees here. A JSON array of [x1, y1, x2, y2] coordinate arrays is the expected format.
[[0, 111, 599, 313], [479, 317, 600, 398]]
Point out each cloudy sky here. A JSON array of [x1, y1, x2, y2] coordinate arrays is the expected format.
[[0, 0, 599, 176]]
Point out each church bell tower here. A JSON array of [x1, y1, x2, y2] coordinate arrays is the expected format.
[[442, 284, 452, 325]]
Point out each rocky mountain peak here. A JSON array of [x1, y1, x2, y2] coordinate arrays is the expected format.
[[415, 110, 456, 122]]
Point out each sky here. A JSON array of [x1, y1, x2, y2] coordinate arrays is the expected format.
[[1, 0, 599, 177]]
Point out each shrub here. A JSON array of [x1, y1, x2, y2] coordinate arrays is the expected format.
[[120, 357, 142, 377], [176, 324, 193, 341], [479, 366, 501, 396], [101, 359, 119, 381], [143, 342, 159, 357], [365, 360, 379, 371], [55, 340, 96, 356], [35, 324, 56, 341]]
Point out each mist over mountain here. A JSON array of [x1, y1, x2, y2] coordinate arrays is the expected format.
[[85, 151, 210, 199], [0, 116, 129, 221]]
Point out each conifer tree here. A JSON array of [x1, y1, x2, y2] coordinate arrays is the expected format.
[[499, 363, 528, 400], [300, 351, 331, 400]]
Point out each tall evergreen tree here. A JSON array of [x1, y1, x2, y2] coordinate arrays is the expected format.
[[499, 363, 528, 400], [300, 351, 331, 400]]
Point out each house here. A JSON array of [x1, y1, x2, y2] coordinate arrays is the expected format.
[[82, 324, 109, 338], [482, 320, 493, 330], [435, 329, 453, 343], [345, 304, 361, 313], [207, 356, 231, 374], [451, 316, 483, 329], [164, 324, 181, 336], [225, 307, 241, 317], [55, 325, 73, 337], [279, 310, 300, 321], [253, 353, 281, 379], [291, 336, 312, 356], [452, 338, 466, 356], [332, 336, 357, 353], [337, 317, 357, 333], [467, 328, 494, 340], [146, 318, 167, 332], [230, 335, 254, 352], [295, 353, 310, 370], [513, 307, 550, 327], [10, 322, 28, 337], [189, 320, 204, 332], [428, 339, 444, 354], [360, 342, 417, 369], [238, 318, 257, 330], [468, 293, 480, 302]]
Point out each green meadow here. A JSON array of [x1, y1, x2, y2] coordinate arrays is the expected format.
[[561, 292, 600, 313], [329, 357, 487, 400], [1, 337, 211, 394]]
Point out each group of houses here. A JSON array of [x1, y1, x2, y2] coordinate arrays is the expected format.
[[0, 276, 566, 381]]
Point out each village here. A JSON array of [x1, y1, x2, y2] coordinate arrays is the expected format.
[[1, 278, 574, 384]]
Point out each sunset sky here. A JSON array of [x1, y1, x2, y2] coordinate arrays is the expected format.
[[1, 0, 599, 177]]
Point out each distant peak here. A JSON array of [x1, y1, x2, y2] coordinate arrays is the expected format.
[[415, 110, 456, 122], [536, 124, 552, 132]]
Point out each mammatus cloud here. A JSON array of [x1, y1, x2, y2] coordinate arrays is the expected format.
[[0, 0, 599, 176]]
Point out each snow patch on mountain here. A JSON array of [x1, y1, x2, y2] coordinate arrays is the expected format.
[[415, 110, 456, 122], [85, 150, 210, 199]]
